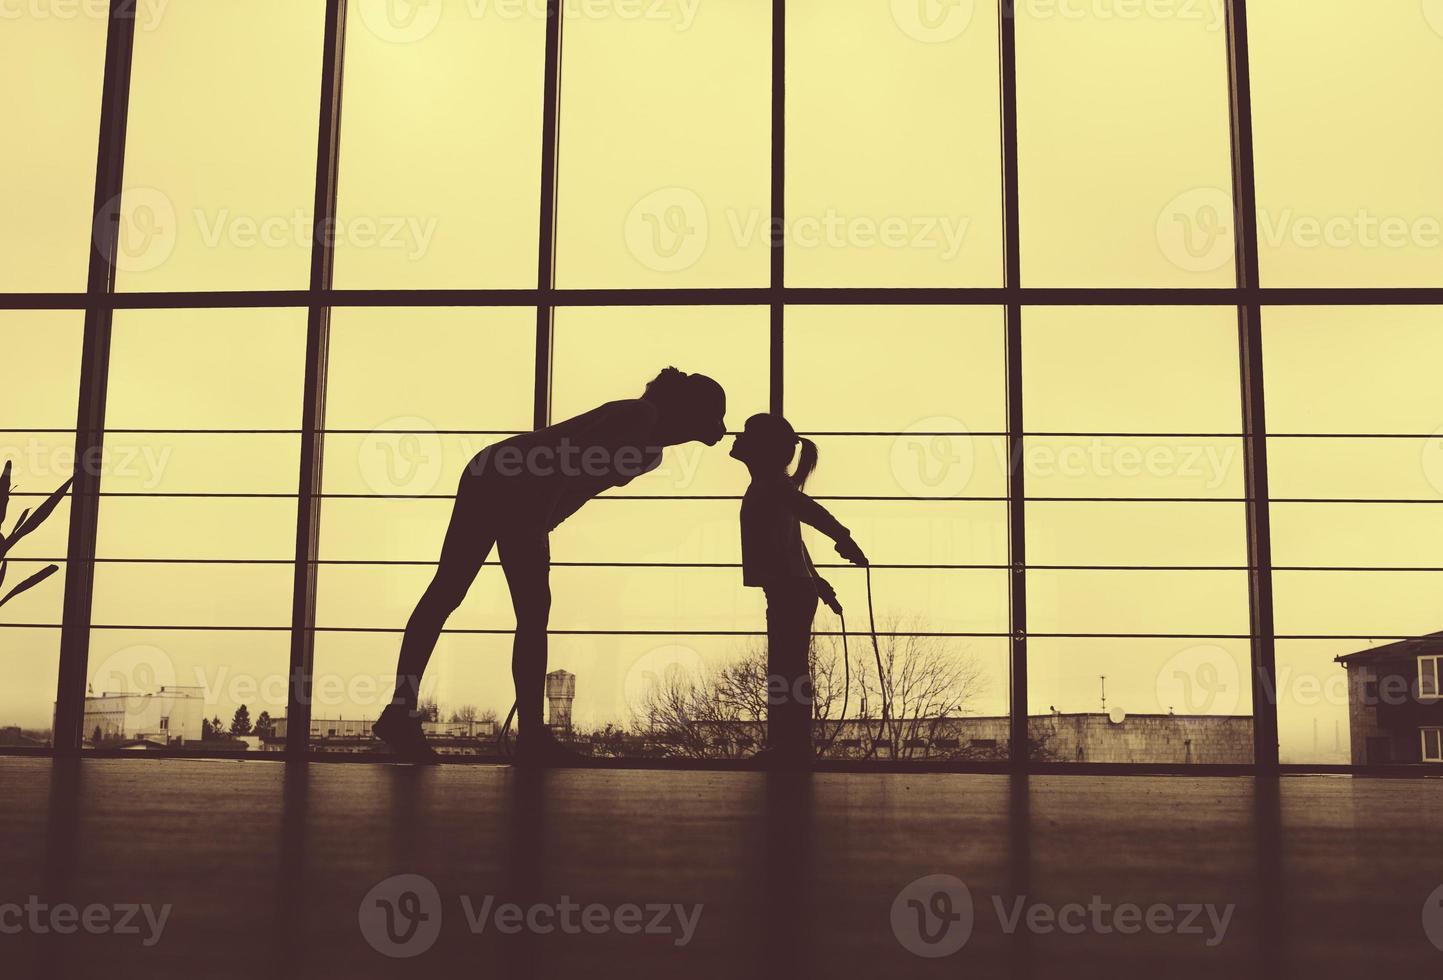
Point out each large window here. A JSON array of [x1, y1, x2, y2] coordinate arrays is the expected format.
[[4, 0, 1440, 768]]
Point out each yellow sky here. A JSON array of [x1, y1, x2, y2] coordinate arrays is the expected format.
[[3, 1, 1442, 765]]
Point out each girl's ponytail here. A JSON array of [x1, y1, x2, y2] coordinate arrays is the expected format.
[[791, 436, 818, 490]]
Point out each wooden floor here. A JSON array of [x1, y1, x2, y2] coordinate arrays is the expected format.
[[1, 758, 1439, 979]]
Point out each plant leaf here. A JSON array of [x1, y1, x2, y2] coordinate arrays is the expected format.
[[0, 508, 29, 562], [0, 563, 59, 609], [7, 478, 72, 551], [0, 460, 10, 531], [0, 558, 7, 595]]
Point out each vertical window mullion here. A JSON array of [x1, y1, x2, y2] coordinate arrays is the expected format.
[[769, 0, 785, 416], [998, 1, 1027, 772], [286, 0, 349, 757], [54, 4, 138, 754], [1224, 0, 1279, 772], [534, 0, 565, 428]]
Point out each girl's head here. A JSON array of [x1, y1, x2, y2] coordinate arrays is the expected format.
[[729, 413, 818, 489]]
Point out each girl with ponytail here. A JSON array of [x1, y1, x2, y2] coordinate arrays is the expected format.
[[730, 413, 869, 767]]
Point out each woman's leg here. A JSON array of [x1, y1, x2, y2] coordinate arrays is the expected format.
[[498, 530, 552, 737], [391, 477, 496, 714]]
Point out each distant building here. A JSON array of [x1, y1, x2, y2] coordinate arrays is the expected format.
[[0, 726, 47, 748], [1336, 633, 1443, 765], [664, 712, 1254, 764], [267, 715, 499, 755], [81, 686, 205, 748]]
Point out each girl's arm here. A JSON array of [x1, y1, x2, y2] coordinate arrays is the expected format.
[[789, 488, 869, 567]]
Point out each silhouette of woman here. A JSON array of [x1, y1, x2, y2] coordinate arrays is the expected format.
[[375, 367, 727, 765]]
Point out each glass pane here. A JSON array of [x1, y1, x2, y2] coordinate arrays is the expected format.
[[1016, 4, 1235, 285], [0, 629, 61, 746], [334, 1, 547, 288], [105, 308, 307, 428], [786, 0, 1001, 286], [1271, 503, 1443, 570], [1263, 307, 1443, 436], [1249, 1, 1443, 286], [1275, 571, 1442, 641], [0, 12, 107, 291], [1269, 438, 1443, 503], [83, 630, 290, 750], [118, 0, 326, 290], [555, 0, 770, 287], [90, 309, 303, 668], [1, 312, 83, 428], [326, 308, 534, 431], [0, 314, 81, 742], [1276, 639, 1394, 766], [1028, 501, 1246, 568], [1028, 638, 1254, 764], [1024, 307, 1240, 434], [786, 306, 1006, 434], [803, 436, 1010, 500], [551, 306, 768, 423]]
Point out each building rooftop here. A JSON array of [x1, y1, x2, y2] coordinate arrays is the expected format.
[[1334, 630, 1443, 666]]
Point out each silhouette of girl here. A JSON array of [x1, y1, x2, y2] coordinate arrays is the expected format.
[[730, 413, 869, 767], [376, 368, 727, 765]]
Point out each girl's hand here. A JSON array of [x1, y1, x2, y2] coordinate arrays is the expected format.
[[835, 535, 869, 567], [816, 577, 842, 615]]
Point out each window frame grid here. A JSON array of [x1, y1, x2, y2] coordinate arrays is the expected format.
[[2, 0, 1436, 770]]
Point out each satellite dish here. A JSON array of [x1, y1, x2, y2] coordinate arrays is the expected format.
[[1108, 707, 1127, 725]]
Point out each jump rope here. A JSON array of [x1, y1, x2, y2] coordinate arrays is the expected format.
[[496, 563, 891, 761]]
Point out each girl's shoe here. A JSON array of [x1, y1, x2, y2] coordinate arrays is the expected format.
[[372, 704, 441, 764]]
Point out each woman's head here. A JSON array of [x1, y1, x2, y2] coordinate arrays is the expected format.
[[729, 413, 818, 489], [643, 367, 727, 446]]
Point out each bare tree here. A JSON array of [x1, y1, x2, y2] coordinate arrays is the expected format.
[[631, 618, 989, 760]]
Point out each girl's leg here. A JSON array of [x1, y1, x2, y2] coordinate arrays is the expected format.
[[391, 477, 496, 713], [766, 585, 819, 756], [498, 530, 552, 737]]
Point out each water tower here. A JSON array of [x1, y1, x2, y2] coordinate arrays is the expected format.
[[545, 669, 576, 734]]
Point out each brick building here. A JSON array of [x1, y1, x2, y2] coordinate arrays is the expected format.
[[1335, 632, 1443, 765]]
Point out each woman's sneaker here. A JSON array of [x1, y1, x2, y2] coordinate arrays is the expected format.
[[513, 729, 588, 768], [372, 704, 441, 764]]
